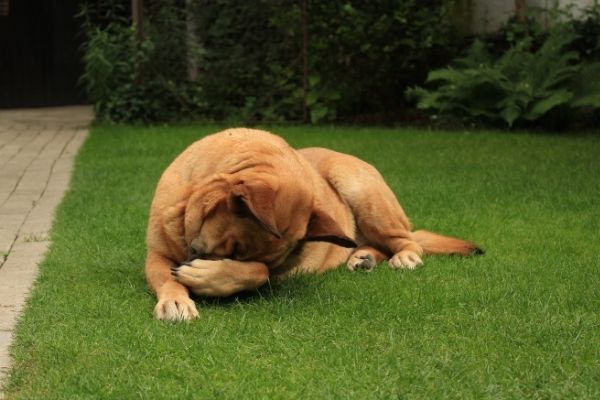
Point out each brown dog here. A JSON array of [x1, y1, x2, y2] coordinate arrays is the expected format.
[[145, 128, 481, 321]]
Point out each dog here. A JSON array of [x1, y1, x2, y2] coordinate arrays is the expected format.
[[145, 128, 482, 321]]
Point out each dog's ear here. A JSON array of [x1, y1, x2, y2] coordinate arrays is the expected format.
[[184, 179, 230, 244], [304, 207, 356, 248], [228, 181, 282, 239]]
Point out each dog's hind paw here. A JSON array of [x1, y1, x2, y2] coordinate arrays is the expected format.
[[389, 250, 423, 270], [347, 250, 377, 272]]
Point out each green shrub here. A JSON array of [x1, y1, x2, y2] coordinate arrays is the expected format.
[[79, 2, 204, 123], [570, 3, 600, 61], [189, 0, 303, 123], [407, 6, 600, 129], [305, 1, 460, 123], [79, 0, 461, 124]]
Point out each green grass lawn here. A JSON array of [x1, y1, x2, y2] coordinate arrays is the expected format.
[[4, 125, 600, 399]]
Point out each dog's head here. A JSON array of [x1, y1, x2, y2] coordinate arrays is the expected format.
[[183, 173, 355, 268]]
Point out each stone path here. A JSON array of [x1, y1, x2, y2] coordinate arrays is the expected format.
[[0, 106, 92, 395]]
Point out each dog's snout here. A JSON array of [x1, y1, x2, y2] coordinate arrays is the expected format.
[[187, 244, 224, 261], [187, 245, 203, 262]]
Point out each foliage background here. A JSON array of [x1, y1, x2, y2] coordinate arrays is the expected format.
[[80, 0, 461, 124], [79, 1, 600, 129], [408, 5, 600, 129]]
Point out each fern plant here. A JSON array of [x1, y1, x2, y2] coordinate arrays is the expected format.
[[407, 25, 599, 128]]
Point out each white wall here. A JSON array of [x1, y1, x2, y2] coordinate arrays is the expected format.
[[467, 0, 597, 34]]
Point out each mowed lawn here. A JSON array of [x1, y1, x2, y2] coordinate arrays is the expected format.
[[3, 125, 600, 399]]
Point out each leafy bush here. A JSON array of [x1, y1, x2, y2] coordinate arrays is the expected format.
[[79, 2, 204, 123], [305, 1, 460, 123], [570, 3, 600, 61], [407, 7, 600, 129], [79, 0, 461, 124], [189, 0, 303, 123], [193, 0, 461, 124]]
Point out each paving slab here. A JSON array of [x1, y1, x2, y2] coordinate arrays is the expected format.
[[0, 106, 92, 396]]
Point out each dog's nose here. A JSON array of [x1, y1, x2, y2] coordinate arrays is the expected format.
[[186, 246, 202, 262]]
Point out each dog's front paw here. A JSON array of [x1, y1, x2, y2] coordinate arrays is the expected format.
[[153, 296, 199, 322], [389, 250, 423, 270], [347, 250, 377, 272], [172, 259, 240, 297]]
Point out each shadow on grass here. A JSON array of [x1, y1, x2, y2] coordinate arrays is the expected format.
[[190, 268, 357, 308]]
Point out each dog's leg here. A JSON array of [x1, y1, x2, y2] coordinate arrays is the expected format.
[[146, 250, 199, 321], [171, 259, 270, 297], [305, 149, 424, 269], [340, 172, 424, 269], [346, 246, 387, 271]]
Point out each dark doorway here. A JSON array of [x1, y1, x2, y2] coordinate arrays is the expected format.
[[0, 0, 87, 108]]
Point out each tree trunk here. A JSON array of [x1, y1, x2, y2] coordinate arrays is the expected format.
[[515, 0, 526, 24], [301, 0, 309, 123], [131, 0, 144, 84], [186, 0, 199, 82], [132, 0, 144, 42], [515, 0, 528, 36]]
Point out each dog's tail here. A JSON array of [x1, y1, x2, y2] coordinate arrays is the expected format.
[[411, 230, 483, 256]]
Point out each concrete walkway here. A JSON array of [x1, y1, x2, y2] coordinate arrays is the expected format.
[[0, 106, 93, 394]]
